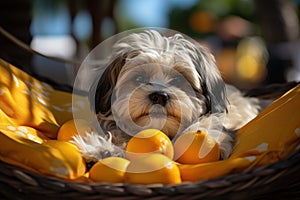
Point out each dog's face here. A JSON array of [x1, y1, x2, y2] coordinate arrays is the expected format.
[[93, 30, 226, 138], [111, 56, 207, 137]]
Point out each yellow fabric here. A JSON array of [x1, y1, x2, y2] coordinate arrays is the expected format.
[[231, 82, 300, 169], [0, 58, 299, 182], [0, 59, 88, 179]]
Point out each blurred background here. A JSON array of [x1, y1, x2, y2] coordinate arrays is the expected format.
[[1, 0, 300, 90]]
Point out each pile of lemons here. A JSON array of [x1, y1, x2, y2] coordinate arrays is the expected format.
[[57, 120, 221, 184]]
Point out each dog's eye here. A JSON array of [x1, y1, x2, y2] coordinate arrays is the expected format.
[[134, 74, 147, 84], [169, 75, 186, 85]]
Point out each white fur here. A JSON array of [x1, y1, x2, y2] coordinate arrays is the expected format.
[[223, 85, 260, 130], [71, 132, 124, 162]]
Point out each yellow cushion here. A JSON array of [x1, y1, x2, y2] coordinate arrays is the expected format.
[[0, 59, 88, 179], [232, 82, 300, 167]]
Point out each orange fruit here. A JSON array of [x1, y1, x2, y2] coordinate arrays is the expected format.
[[173, 130, 220, 164], [89, 157, 130, 183], [57, 119, 96, 141], [124, 153, 181, 184], [125, 129, 174, 160]]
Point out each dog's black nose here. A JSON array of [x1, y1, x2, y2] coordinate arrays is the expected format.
[[148, 91, 169, 106]]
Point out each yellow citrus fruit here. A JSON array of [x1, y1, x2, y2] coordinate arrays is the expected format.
[[89, 157, 130, 183], [125, 129, 174, 160], [124, 153, 181, 185], [173, 130, 220, 164], [57, 119, 96, 141]]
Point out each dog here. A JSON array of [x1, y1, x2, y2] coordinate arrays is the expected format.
[[73, 30, 261, 162]]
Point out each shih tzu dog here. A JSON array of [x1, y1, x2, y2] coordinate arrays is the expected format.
[[73, 30, 261, 162]]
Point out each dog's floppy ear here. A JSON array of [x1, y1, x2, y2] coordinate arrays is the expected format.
[[90, 51, 139, 115], [172, 33, 227, 114], [195, 46, 227, 114], [91, 56, 125, 115]]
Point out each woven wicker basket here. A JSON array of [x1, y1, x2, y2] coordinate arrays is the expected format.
[[1, 82, 299, 200]]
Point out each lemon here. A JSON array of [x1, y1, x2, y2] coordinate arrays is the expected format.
[[57, 119, 96, 141], [89, 157, 130, 183], [174, 130, 220, 164], [124, 153, 181, 184], [125, 129, 174, 160]]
